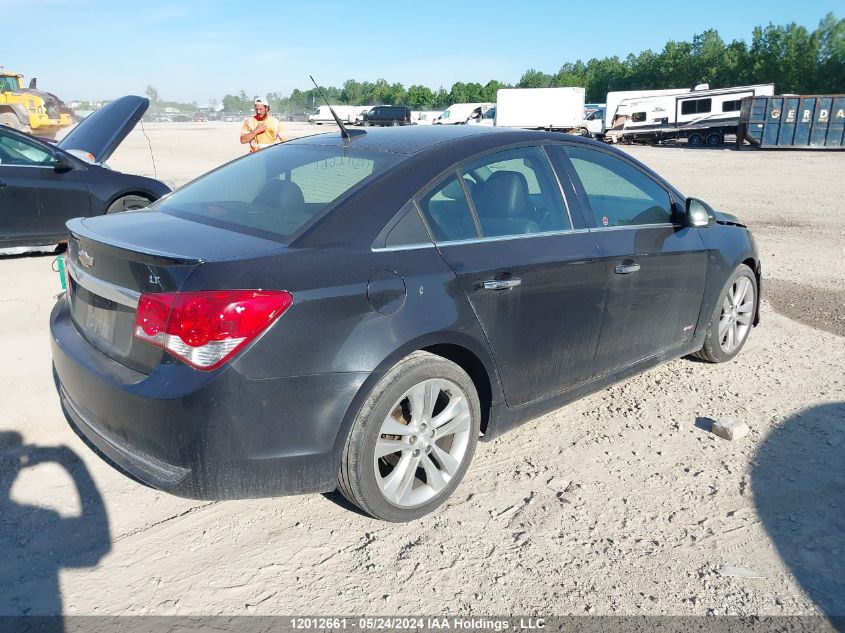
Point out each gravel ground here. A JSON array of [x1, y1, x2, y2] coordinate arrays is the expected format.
[[1, 124, 843, 618]]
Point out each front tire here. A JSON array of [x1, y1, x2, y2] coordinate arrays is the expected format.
[[106, 195, 152, 214], [693, 264, 757, 363], [338, 351, 481, 522], [0, 112, 32, 135]]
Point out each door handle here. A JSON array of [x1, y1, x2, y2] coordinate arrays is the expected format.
[[614, 262, 641, 275], [480, 278, 522, 290]]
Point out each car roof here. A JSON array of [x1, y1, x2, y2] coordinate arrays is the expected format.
[[287, 125, 573, 156]]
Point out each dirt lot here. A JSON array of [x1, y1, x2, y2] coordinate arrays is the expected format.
[[1, 122, 843, 618]]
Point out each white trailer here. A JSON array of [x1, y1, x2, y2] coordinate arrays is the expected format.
[[494, 87, 585, 131], [606, 84, 776, 146], [600, 88, 693, 134], [308, 105, 360, 125], [433, 103, 493, 125]]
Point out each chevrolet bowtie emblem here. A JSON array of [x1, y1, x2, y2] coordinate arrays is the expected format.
[[78, 249, 95, 268]]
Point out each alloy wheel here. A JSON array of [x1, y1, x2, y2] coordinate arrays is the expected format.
[[374, 378, 472, 507], [718, 275, 755, 354]]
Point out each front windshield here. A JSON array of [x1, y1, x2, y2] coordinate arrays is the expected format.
[[483, 108, 496, 120], [157, 144, 404, 243]]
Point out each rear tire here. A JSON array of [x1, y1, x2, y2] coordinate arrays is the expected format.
[[338, 351, 480, 522], [106, 195, 152, 214], [687, 133, 705, 147], [706, 132, 724, 146], [692, 264, 757, 363]]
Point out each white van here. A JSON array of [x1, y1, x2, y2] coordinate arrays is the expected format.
[[308, 105, 360, 125], [433, 103, 494, 125], [412, 110, 444, 125]]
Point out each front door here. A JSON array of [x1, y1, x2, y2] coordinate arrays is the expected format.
[[417, 145, 607, 407], [552, 144, 707, 376], [0, 129, 90, 246]]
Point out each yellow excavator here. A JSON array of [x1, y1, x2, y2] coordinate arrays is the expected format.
[[0, 69, 74, 138]]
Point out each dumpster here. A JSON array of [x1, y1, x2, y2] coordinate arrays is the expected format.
[[739, 95, 845, 149]]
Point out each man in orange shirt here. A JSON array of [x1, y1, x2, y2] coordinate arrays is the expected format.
[[240, 98, 285, 152]]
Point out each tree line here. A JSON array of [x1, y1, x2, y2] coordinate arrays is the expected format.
[[216, 14, 841, 114]]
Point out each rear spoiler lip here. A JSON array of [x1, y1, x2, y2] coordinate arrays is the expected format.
[[67, 217, 205, 266]]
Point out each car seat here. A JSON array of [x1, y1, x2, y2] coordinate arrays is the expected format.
[[253, 179, 306, 214], [472, 170, 539, 236]]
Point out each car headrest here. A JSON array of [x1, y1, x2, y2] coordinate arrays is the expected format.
[[474, 170, 530, 219], [254, 179, 305, 210]]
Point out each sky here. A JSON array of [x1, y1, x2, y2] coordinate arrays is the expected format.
[[0, 0, 839, 103]]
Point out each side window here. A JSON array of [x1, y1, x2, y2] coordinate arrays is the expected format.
[[631, 112, 647, 123], [722, 100, 742, 112], [418, 174, 478, 242], [384, 202, 431, 248], [563, 146, 673, 227], [0, 130, 54, 166], [462, 146, 570, 237], [681, 98, 712, 115]]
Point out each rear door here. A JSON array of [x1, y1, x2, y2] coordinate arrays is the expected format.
[[551, 144, 707, 376], [417, 145, 606, 407]]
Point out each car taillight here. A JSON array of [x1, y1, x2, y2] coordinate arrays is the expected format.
[[133, 290, 293, 371]]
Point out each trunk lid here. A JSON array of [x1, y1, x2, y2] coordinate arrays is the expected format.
[[64, 213, 285, 373]]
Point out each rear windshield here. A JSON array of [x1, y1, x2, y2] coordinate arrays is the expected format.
[[157, 144, 403, 242]]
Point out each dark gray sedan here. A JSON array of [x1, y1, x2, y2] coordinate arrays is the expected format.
[[0, 96, 170, 250], [51, 125, 760, 521]]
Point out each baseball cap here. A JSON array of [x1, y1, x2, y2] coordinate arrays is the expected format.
[[254, 98, 268, 106]]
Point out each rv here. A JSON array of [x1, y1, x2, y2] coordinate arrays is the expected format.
[[595, 88, 693, 137], [308, 105, 361, 125], [605, 84, 776, 146], [433, 102, 494, 125], [495, 87, 585, 131]]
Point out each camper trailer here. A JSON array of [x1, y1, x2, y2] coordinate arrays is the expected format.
[[596, 88, 693, 137], [494, 87, 585, 131], [605, 84, 775, 146]]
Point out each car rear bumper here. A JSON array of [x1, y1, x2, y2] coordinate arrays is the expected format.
[[50, 297, 370, 499]]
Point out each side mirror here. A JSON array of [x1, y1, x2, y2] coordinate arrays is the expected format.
[[53, 153, 76, 173], [686, 197, 714, 228]]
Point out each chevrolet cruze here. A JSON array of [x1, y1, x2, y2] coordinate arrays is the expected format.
[[51, 124, 760, 521]]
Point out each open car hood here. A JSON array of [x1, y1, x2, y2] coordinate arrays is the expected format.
[[58, 95, 148, 164]]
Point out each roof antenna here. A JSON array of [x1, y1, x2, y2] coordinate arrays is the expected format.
[[309, 75, 365, 141]]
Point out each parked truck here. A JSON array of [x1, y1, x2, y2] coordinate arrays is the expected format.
[[494, 87, 585, 131], [0, 70, 73, 137], [738, 94, 845, 150], [604, 83, 775, 146], [433, 102, 494, 125]]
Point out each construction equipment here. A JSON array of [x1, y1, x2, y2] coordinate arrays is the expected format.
[[0, 68, 73, 138]]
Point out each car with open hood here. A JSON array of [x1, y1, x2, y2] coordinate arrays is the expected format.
[[0, 95, 171, 251], [51, 125, 761, 521]]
